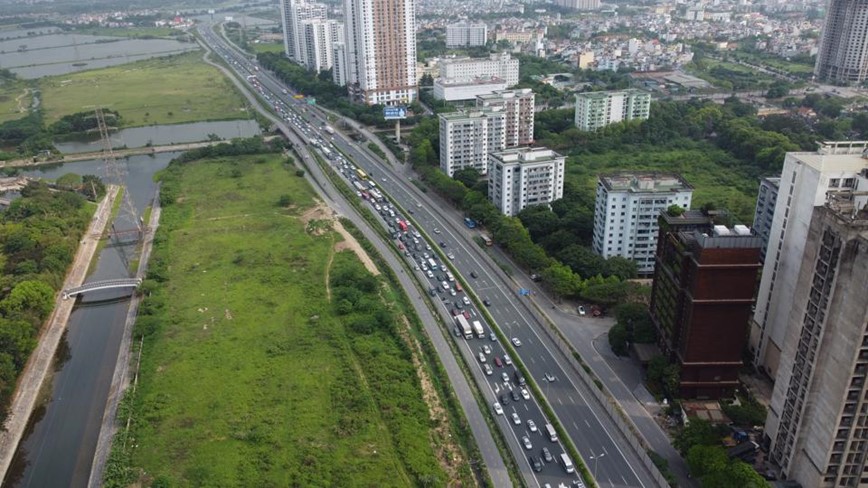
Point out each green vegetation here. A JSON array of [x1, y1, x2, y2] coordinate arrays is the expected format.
[[75, 26, 180, 39], [0, 74, 30, 124], [0, 181, 96, 424], [608, 303, 656, 356], [676, 419, 767, 487], [367, 141, 386, 160], [106, 145, 449, 486], [721, 395, 768, 427], [251, 42, 285, 54], [40, 52, 251, 127]]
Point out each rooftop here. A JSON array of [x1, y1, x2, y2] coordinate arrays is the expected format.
[[576, 88, 650, 100], [787, 141, 868, 173], [491, 146, 563, 164], [439, 108, 503, 121], [600, 172, 693, 193], [435, 76, 506, 87], [476, 88, 534, 101]]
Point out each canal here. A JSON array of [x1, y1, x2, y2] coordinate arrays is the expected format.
[[4, 152, 176, 488]]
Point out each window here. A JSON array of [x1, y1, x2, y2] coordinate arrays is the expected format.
[[830, 178, 841, 188]]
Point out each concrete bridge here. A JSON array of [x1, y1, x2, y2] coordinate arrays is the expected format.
[[62, 278, 142, 299]]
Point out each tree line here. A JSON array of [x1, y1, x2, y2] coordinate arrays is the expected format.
[[0, 181, 96, 424], [0, 109, 122, 161]]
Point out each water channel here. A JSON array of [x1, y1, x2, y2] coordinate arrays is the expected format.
[[4, 152, 177, 488]]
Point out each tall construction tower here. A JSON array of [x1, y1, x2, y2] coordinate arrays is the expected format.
[[95, 108, 142, 274]]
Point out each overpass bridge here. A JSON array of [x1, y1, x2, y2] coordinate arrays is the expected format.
[[62, 278, 142, 300]]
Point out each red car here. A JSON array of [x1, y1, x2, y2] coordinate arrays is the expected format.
[[462, 310, 471, 319], [455, 282, 463, 292], [494, 357, 503, 368], [451, 309, 460, 316]]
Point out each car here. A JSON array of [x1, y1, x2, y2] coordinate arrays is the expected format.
[[439, 241, 447, 248], [434, 228, 441, 234], [478, 352, 486, 363], [490, 332, 497, 342], [511, 412, 521, 425], [451, 309, 460, 316], [528, 419, 537, 432], [493, 402, 503, 415], [578, 305, 586, 316], [414, 264, 420, 271], [503, 354, 513, 366], [511, 390, 521, 402], [447, 252, 455, 260], [500, 394, 510, 406], [428, 288, 436, 297], [482, 344, 491, 355], [529, 456, 543, 472], [426, 244, 432, 250], [521, 387, 530, 400], [471, 271, 478, 278], [449, 289, 457, 296], [442, 281, 450, 290], [462, 310, 471, 320], [514, 371, 526, 386], [483, 298, 492, 307], [426, 270, 434, 278], [494, 357, 503, 367], [511, 337, 522, 347], [455, 282, 463, 292], [545, 372, 556, 382], [542, 447, 553, 463], [522, 436, 533, 450], [502, 372, 510, 383], [463, 296, 471, 305], [483, 363, 493, 375], [455, 301, 464, 309], [572, 481, 586, 488]]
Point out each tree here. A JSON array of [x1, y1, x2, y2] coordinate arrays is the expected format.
[[0, 280, 55, 322], [0, 318, 36, 368], [674, 418, 724, 455], [453, 167, 480, 188], [539, 261, 581, 298], [420, 73, 434, 86], [608, 323, 629, 356]]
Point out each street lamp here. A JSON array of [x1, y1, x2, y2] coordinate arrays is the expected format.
[[590, 452, 606, 481]]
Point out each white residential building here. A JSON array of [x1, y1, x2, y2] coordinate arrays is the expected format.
[[281, 1, 327, 62], [446, 23, 488, 48], [488, 147, 565, 217], [591, 173, 693, 274], [433, 76, 508, 101], [764, 178, 868, 488], [439, 109, 506, 177], [752, 176, 781, 263], [814, 0, 868, 84], [332, 41, 348, 86], [438, 52, 520, 87], [574, 89, 651, 131], [750, 142, 868, 380], [556, 0, 601, 10], [300, 19, 343, 72], [343, 0, 417, 105], [476, 89, 535, 147]]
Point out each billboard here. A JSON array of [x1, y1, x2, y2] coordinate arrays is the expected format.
[[384, 106, 408, 120]]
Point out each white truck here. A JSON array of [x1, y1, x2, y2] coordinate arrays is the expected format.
[[472, 320, 484, 339], [456, 315, 473, 339], [324, 125, 335, 135]]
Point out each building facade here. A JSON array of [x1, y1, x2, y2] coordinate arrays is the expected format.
[[281, 1, 327, 62], [556, 0, 601, 10], [752, 177, 781, 263], [476, 89, 535, 147], [488, 147, 565, 217], [438, 53, 519, 87], [446, 23, 488, 48], [332, 41, 348, 86], [814, 0, 868, 84], [433, 76, 508, 101], [300, 19, 343, 72], [750, 142, 868, 380], [650, 213, 762, 399], [765, 188, 868, 488], [592, 173, 693, 275], [574, 89, 651, 131], [343, 0, 417, 105], [439, 109, 506, 177]]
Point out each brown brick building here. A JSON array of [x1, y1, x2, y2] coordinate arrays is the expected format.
[[650, 210, 762, 399]]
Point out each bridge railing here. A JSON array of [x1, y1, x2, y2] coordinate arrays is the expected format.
[[63, 278, 142, 299]]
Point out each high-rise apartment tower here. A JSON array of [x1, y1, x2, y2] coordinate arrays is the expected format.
[[814, 0, 868, 84]]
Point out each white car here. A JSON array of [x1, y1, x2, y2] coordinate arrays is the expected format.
[[502, 372, 510, 383], [434, 228, 441, 234], [482, 345, 491, 355], [512, 412, 522, 425], [462, 296, 471, 305], [494, 402, 504, 415], [511, 337, 522, 347], [442, 281, 450, 290], [484, 363, 493, 376], [426, 270, 434, 278], [504, 354, 513, 366], [527, 419, 537, 432], [520, 387, 530, 400], [449, 289, 457, 297], [447, 253, 455, 260], [522, 436, 533, 450], [578, 305, 586, 316]]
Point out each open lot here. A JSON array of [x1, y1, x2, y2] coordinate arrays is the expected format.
[[118, 154, 450, 486], [39, 52, 250, 127], [0, 81, 30, 123]]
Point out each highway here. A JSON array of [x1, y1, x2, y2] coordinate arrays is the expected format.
[[199, 22, 658, 488]]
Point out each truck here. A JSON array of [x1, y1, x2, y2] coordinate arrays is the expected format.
[[324, 125, 335, 135], [321, 147, 332, 158], [456, 315, 473, 339], [397, 220, 408, 232], [472, 320, 484, 338], [545, 423, 558, 442]]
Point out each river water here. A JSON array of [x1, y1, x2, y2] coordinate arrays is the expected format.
[[4, 152, 176, 488], [54, 119, 262, 154]]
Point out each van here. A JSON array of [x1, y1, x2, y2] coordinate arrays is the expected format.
[[560, 453, 574, 473], [545, 423, 558, 442]]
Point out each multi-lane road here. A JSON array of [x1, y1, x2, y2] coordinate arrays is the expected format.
[[198, 22, 659, 488]]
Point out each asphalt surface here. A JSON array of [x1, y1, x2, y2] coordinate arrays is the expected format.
[[199, 23, 659, 488], [197, 26, 517, 487]]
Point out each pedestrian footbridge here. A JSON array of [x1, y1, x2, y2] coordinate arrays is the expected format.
[[63, 278, 142, 299]]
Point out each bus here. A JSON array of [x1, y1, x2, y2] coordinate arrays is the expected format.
[[481, 234, 493, 247], [356, 168, 367, 180]]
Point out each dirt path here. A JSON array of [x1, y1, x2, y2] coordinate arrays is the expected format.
[[299, 200, 379, 277], [0, 186, 120, 481]]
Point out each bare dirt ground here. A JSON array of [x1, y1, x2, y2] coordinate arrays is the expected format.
[[300, 201, 379, 276]]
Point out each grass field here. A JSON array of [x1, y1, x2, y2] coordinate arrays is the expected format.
[[0, 81, 31, 123], [39, 52, 251, 127], [251, 42, 284, 54], [113, 154, 449, 486], [74, 26, 178, 38]]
